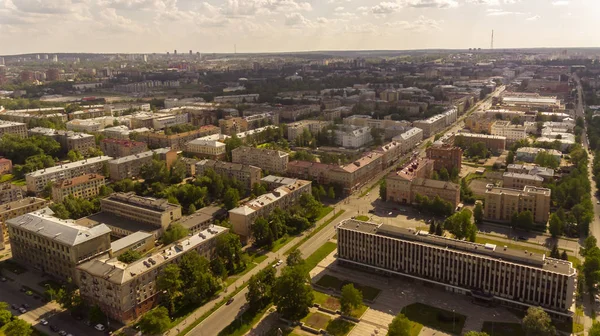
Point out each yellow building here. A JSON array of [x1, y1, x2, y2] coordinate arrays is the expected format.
[[484, 185, 551, 224]]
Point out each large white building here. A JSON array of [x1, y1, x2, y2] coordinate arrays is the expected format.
[[334, 125, 373, 148], [392, 127, 423, 154], [490, 120, 529, 144], [26, 156, 113, 194], [413, 108, 457, 137]]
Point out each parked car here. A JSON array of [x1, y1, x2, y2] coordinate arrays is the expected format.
[[18, 307, 27, 314], [226, 298, 234, 305], [94, 324, 105, 331], [50, 325, 59, 332], [58, 331, 67, 336], [10, 304, 17, 310], [40, 319, 49, 326]]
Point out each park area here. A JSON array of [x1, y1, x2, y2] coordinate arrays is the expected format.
[[312, 290, 368, 318], [315, 274, 381, 301], [301, 312, 355, 336]]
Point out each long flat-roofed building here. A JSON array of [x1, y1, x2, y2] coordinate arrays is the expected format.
[[7, 210, 112, 282], [29, 127, 96, 155], [26, 156, 113, 194], [76, 225, 228, 323], [0, 120, 27, 138], [392, 127, 423, 154], [515, 147, 562, 163], [0, 183, 23, 205], [108, 148, 177, 181], [336, 219, 576, 318], [502, 172, 544, 189], [100, 192, 182, 232], [454, 133, 506, 154], [229, 179, 311, 243], [484, 185, 551, 224], [231, 146, 289, 174]]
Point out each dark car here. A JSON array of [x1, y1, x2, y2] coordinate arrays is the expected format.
[[518, 236, 527, 241], [50, 325, 59, 332], [10, 304, 17, 310], [22, 303, 30, 309], [226, 298, 234, 305]]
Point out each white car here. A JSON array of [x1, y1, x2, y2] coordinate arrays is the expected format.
[[40, 319, 48, 326], [94, 324, 105, 331]]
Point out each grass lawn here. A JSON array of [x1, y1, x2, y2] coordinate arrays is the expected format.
[[270, 235, 294, 253], [326, 318, 355, 336], [315, 274, 381, 301], [304, 242, 337, 271], [11, 179, 26, 186], [225, 257, 265, 286], [313, 290, 340, 311], [301, 312, 331, 330], [285, 210, 345, 255], [316, 206, 334, 221], [0, 174, 13, 183], [401, 303, 466, 335], [354, 215, 370, 221], [481, 322, 525, 336], [217, 305, 272, 336]]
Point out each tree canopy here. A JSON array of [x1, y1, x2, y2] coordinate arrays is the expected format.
[[387, 313, 411, 336], [522, 307, 556, 336], [273, 265, 314, 321], [138, 306, 171, 335]]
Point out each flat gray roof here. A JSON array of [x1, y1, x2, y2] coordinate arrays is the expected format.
[[111, 231, 153, 253]]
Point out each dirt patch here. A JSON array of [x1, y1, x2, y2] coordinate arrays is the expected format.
[[304, 312, 331, 330], [469, 178, 494, 197], [324, 297, 341, 310]]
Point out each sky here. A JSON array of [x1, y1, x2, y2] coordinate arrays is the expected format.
[[0, 0, 598, 55]]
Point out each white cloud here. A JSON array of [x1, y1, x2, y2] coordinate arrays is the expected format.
[[97, 7, 144, 33], [370, 2, 401, 15], [552, 0, 569, 5], [385, 15, 443, 32], [401, 0, 458, 8], [486, 8, 523, 16], [327, 0, 351, 3], [334, 6, 344, 11], [284, 12, 311, 27], [465, 0, 520, 5], [526, 14, 540, 21]]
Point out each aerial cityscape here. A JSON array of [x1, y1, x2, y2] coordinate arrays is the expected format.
[[2, 2, 600, 336]]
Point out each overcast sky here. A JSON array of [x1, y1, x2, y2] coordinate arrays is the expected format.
[[0, 0, 597, 55]]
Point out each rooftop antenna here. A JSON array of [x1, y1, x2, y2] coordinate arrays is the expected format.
[[491, 30, 494, 50]]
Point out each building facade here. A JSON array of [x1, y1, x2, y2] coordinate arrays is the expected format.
[[490, 121, 529, 144], [454, 133, 507, 154], [100, 139, 148, 158], [426, 144, 462, 172], [336, 220, 576, 318], [231, 146, 289, 174], [108, 149, 177, 181], [29, 127, 96, 155], [195, 159, 262, 189], [515, 147, 562, 163], [100, 192, 182, 232], [26, 156, 113, 194], [7, 211, 112, 282], [0, 120, 27, 138], [51, 174, 106, 202], [502, 172, 544, 189], [392, 127, 424, 154], [0, 158, 12, 175], [484, 185, 551, 224]]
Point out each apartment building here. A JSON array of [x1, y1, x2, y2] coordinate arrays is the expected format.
[[506, 164, 554, 181], [151, 113, 189, 130], [214, 94, 259, 104], [26, 156, 113, 194], [0, 108, 67, 124], [0, 158, 12, 175], [143, 125, 219, 150], [219, 117, 248, 135], [231, 147, 289, 174], [229, 180, 311, 242], [108, 149, 177, 181], [484, 185, 551, 224], [490, 121, 529, 144], [7, 211, 112, 282], [100, 138, 148, 158], [29, 127, 96, 155], [392, 127, 424, 154], [287, 120, 332, 141], [0, 197, 48, 223], [426, 144, 462, 172], [334, 125, 373, 148], [185, 138, 226, 160], [77, 225, 228, 323], [68, 108, 108, 121], [195, 159, 262, 189], [100, 192, 182, 232], [287, 152, 383, 195], [0, 120, 27, 138], [502, 172, 544, 189], [464, 114, 494, 134], [385, 158, 461, 208], [244, 112, 279, 128], [515, 147, 562, 163], [103, 126, 151, 140], [376, 141, 403, 168], [412, 108, 457, 138], [51, 174, 106, 202], [0, 183, 23, 205], [280, 105, 320, 121], [337, 219, 576, 318], [66, 119, 105, 133], [454, 133, 506, 154]]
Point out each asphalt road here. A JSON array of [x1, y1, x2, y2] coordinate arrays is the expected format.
[[186, 87, 509, 335]]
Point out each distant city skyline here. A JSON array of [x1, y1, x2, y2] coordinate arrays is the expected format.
[[0, 0, 597, 55]]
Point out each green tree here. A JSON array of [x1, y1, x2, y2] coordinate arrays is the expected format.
[[169, 159, 187, 184], [156, 264, 183, 314], [161, 224, 189, 245], [224, 187, 240, 210], [216, 233, 244, 274], [340, 284, 363, 316], [589, 321, 600, 336], [548, 213, 563, 238], [435, 222, 444, 236], [379, 180, 387, 201], [464, 332, 489, 336], [506, 151, 515, 164], [67, 150, 83, 162], [522, 306, 556, 336], [273, 265, 314, 320], [583, 235, 598, 256], [225, 134, 243, 161], [3, 318, 32, 336], [117, 250, 143, 263], [439, 167, 450, 181], [138, 306, 171, 335], [89, 305, 107, 325], [0, 302, 12, 326], [444, 209, 477, 242], [210, 258, 228, 279], [473, 203, 483, 225], [246, 267, 277, 310], [534, 151, 560, 169], [327, 186, 336, 199], [560, 250, 568, 260], [252, 217, 273, 248], [46, 278, 82, 311], [517, 210, 534, 231], [140, 159, 169, 184], [286, 249, 305, 267], [387, 313, 411, 336], [584, 246, 600, 291], [298, 193, 322, 223]]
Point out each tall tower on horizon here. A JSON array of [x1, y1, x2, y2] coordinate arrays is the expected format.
[[491, 30, 494, 50]]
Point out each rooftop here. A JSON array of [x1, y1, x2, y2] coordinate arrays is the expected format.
[[54, 174, 105, 189], [0, 197, 47, 214], [338, 220, 573, 275], [27, 156, 113, 178], [7, 211, 111, 246], [108, 149, 170, 164], [77, 225, 228, 284], [101, 138, 147, 147], [77, 211, 159, 234], [110, 231, 153, 254], [0, 120, 26, 128], [103, 192, 180, 212], [503, 172, 544, 182]]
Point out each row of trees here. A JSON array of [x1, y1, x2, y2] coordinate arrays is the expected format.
[[251, 193, 323, 248], [431, 167, 459, 182], [0, 302, 33, 336], [414, 194, 454, 217]]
